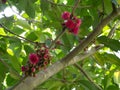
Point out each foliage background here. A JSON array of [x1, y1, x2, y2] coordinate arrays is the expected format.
[[0, 0, 120, 90]]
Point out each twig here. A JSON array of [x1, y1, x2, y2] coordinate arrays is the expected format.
[[0, 23, 36, 44], [71, 0, 81, 15], [49, 27, 66, 50], [108, 20, 120, 38], [74, 64, 102, 90]]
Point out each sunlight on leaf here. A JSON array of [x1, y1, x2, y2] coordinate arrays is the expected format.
[[7, 48, 14, 56]]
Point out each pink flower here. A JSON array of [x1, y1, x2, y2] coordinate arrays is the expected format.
[[65, 20, 75, 29], [61, 11, 70, 20], [21, 66, 27, 72], [29, 53, 39, 65], [71, 27, 79, 35], [44, 54, 49, 60], [31, 67, 36, 72], [75, 19, 82, 27]]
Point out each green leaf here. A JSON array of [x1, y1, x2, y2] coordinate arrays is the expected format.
[[104, 0, 113, 14], [107, 85, 119, 90], [114, 71, 120, 85], [24, 45, 34, 54], [26, 32, 38, 41], [0, 38, 7, 53], [0, 28, 6, 36], [95, 52, 120, 66], [97, 36, 120, 51], [40, 0, 51, 14], [62, 33, 73, 52], [9, 55, 21, 72], [8, 37, 22, 56], [0, 61, 8, 89], [25, 0, 35, 18], [9, 68, 20, 80], [12, 27, 25, 35], [79, 80, 100, 90], [6, 74, 18, 87], [94, 53, 105, 66], [16, 19, 31, 30]]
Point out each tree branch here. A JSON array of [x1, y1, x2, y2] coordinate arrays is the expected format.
[[10, 6, 120, 90], [10, 45, 103, 90], [108, 20, 120, 38], [0, 23, 36, 44]]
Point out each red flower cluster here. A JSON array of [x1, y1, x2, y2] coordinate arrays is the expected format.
[[61, 11, 82, 35], [21, 46, 51, 77]]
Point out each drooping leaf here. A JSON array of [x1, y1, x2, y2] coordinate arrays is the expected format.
[[97, 36, 120, 51], [94, 52, 120, 66]]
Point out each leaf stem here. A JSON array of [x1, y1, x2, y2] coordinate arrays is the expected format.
[[74, 64, 102, 90]]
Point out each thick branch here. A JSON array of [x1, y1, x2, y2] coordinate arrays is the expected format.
[[11, 7, 120, 90], [11, 45, 103, 90]]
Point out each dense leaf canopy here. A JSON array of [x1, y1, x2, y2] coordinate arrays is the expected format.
[[0, 0, 120, 90]]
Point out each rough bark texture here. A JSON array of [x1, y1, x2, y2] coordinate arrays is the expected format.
[[11, 7, 120, 90]]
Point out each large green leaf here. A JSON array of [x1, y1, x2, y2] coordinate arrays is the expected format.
[[97, 36, 120, 51], [94, 52, 120, 66]]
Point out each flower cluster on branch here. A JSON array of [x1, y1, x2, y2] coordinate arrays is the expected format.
[[61, 11, 82, 35], [21, 45, 51, 77]]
